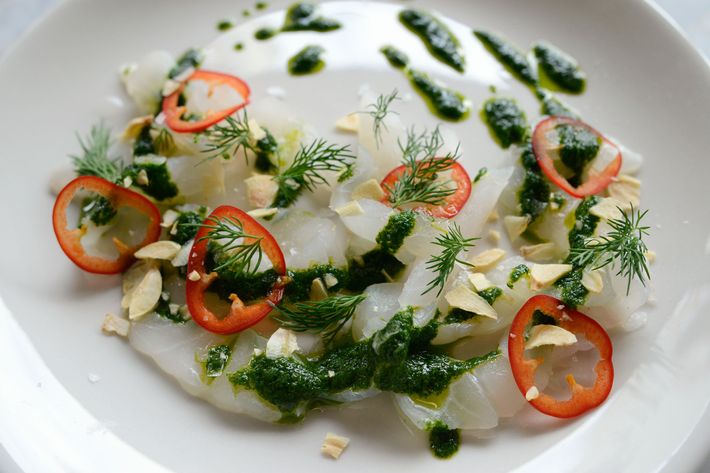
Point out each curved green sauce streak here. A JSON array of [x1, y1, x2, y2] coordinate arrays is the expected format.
[[536, 87, 577, 118], [473, 30, 536, 86], [399, 9, 465, 72], [481, 97, 528, 149], [518, 138, 551, 222], [426, 421, 460, 459], [508, 264, 530, 288], [376, 210, 416, 255], [533, 41, 586, 94], [288, 45, 325, 75], [380, 45, 409, 69], [407, 69, 471, 122], [254, 2, 341, 40]]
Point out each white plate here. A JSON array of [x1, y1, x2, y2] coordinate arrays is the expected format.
[[1, 0, 709, 472]]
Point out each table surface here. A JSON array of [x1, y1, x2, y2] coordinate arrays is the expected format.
[[0, 0, 707, 472]]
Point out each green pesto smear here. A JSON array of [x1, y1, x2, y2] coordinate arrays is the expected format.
[[518, 138, 551, 222], [399, 9, 465, 72], [426, 421, 460, 459], [81, 195, 116, 226], [473, 30, 536, 86], [124, 157, 179, 202], [254, 2, 341, 40], [555, 196, 600, 307], [376, 210, 416, 255], [169, 49, 203, 80], [230, 308, 500, 425], [481, 97, 528, 149], [536, 87, 577, 118], [169, 206, 208, 246], [202, 344, 232, 383], [380, 45, 409, 69], [508, 264, 530, 288], [288, 45, 325, 75], [533, 41, 586, 94], [556, 123, 601, 186], [217, 20, 234, 31]]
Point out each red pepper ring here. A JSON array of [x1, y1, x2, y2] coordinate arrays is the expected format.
[[163, 70, 251, 133], [52, 176, 162, 274], [186, 205, 287, 335], [532, 116, 622, 198], [380, 159, 472, 219], [508, 294, 614, 418]]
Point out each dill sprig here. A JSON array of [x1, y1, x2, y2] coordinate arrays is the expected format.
[[274, 138, 355, 208], [569, 206, 651, 294], [71, 124, 122, 182], [367, 89, 399, 146], [423, 223, 478, 296], [384, 126, 461, 208], [203, 110, 257, 160], [198, 215, 264, 274], [273, 294, 366, 344]]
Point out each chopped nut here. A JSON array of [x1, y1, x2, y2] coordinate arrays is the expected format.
[[525, 324, 577, 350], [122, 115, 153, 140], [519, 242, 557, 262], [322, 432, 350, 459], [134, 240, 182, 260], [607, 174, 641, 209], [581, 269, 604, 294], [645, 250, 656, 264], [487, 229, 501, 244], [161, 209, 179, 228], [247, 207, 278, 219], [266, 328, 300, 359], [530, 264, 572, 290], [245, 174, 279, 209], [170, 240, 193, 267], [122, 176, 133, 188], [503, 215, 530, 242], [102, 313, 130, 337], [525, 386, 540, 401], [323, 273, 339, 288], [128, 265, 162, 320], [470, 248, 506, 272], [467, 272, 492, 291], [488, 209, 499, 222], [122, 260, 158, 309], [136, 169, 150, 186], [445, 285, 497, 320], [247, 118, 266, 141], [188, 270, 201, 282], [310, 278, 329, 300], [335, 200, 365, 217], [590, 197, 625, 220], [352, 178, 386, 201], [335, 113, 359, 132]]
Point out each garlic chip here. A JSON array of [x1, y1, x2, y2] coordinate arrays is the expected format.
[[134, 240, 181, 260]]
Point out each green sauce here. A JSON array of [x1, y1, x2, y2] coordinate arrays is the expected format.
[[169, 206, 208, 246], [319, 341, 378, 392], [372, 308, 415, 365], [288, 45, 325, 75], [254, 129, 279, 173], [532, 309, 557, 327], [256, 3, 341, 40], [124, 158, 179, 202], [133, 125, 154, 156], [473, 30, 537, 86], [482, 97, 528, 149], [376, 210, 416, 255], [81, 195, 117, 226], [287, 264, 349, 301], [533, 42, 586, 94], [518, 139, 551, 221], [169, 49, 203, 79], [234, 42, 245, 51], [380, 45, 410, 69], [256, 2, 268, 10], [426, 421, 460, 459], [254, 27, 278, 40], [478, 286, 503, 305], [217, 20, 234, 31], [444, 307, 477, 323], [347, 249, 405, 291], [154, 297, 189, 324], [536, 87, 577, 118], [407, 69, 470, 122], [399, 9, 465, 72], [508, 264, 530, 288], [556, 123, 600, 186], [202, 344, 232, 383]]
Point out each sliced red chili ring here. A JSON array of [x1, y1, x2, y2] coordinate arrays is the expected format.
[[163, 70, 250, 133], [532, 116, 621, 198], [380, 159, 472, 219], [508, 294, 614, 418], [186, 205, 287, 335], [52, 176, 162, 274]]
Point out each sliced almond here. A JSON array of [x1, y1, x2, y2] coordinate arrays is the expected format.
[[352, 178, 386, 201], [122, 115, 153, 140], [467, 272, 492, 291], [590, 197, 625, 221], [161, 209, 180, 228], [335, 113, 359, 133], [525, 324, 578, 350], [128, 265, 162, 320], [525, 386, 540, 401], [530, 264, 572, 290], [170, 240, 193, 267], [101, 313, 130, 337], [519, 242, 557, 262], [444, 285, 497, 320], [136, 169, 150, 186], [187, 270, 201, 281], [247, 118, 266, 141], [310, 278, 329, 301], [122, 260, 158, 307], [503, 215, 530, 242], [322, 432, 350, 459], [245, 174, 278, 209], [134, 240, 181, 260], [247, 207, 278, 219], [607, 174, 641, 210], [323, 273, 339, 288], [334, 200, 365, 217], [487, 229, 501, 244], [265, 328, 300, 359], [581, 269, 604, 294], [645, 250, 656, 264], [470, 248, 506, 272]]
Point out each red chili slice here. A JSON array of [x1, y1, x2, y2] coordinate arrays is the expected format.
[[163, 70, 250, 133], [380, 159, 472, 219], [532, 116, 621, 198], [508, 294, 614, 418], [186, 205, 287, 335], [52, 176, 162, 274]]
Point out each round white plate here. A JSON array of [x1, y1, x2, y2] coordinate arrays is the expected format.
[[0, 0, 709, 472]]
